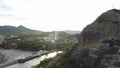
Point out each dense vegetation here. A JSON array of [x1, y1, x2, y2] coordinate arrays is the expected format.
[[35, 43, 75, 68], [38, 39, 120, 68], [0, 25, 42, 35], [0, 36, 52, 51], [113, 62, 120, 67], [102, 39, 120, 67], [1, 40, 44, 51], [44, 57, 75, 68], [36, 58, 54, 68], [0, 34, 75, 51]]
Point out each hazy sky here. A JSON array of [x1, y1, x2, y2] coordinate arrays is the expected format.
[[0, 0, 119, 31]]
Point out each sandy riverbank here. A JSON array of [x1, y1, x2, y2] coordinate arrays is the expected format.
[[0, 49, 48, 67]]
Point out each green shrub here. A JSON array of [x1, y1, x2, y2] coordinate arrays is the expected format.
[[111, 9, 120, 14], [36, 58, 54, 68], [113, 62, 120, 67], [107, 47, 119, 54], [45, 65, 55, 68]]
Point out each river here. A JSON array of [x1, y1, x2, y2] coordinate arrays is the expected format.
[[5, 51, 63, 68]]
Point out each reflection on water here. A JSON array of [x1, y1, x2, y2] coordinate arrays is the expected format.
[[5, 51, 63, 68], [46, 52, 57, 58]]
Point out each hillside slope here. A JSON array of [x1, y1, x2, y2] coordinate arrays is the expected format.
[[0, 25, 42, 35], [44, 9, 120, 68]]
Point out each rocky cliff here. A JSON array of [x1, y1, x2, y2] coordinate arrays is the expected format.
[[71, 9, 120, 64], [78, 9, 120, 47], [41, 9, 120, 68]]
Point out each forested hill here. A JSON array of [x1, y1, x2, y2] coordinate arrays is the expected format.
[[0, 25, 42, 35]]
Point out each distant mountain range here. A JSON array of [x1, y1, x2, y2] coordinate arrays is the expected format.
[[0, 25, 42, 35], [0, 25, 80, 35], [64, 30, 80, 35]]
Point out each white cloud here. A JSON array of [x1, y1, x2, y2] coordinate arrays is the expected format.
[[0, 0, 119, 31]]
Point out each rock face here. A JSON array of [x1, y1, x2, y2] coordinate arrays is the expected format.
[[79, 9, 120, 46], [71, 9, 120, 60], [72, 9, 120, 56], [0, 53, 5, 64], [46, 9, 120, 68], [72, 9, 120, 68]]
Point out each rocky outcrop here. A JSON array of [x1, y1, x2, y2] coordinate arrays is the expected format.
[[79, 9, 120, 46], [42, 9, 120, 68], [71, 9, 120, 61]]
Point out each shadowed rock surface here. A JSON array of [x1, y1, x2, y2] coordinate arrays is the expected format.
[[0, 53, 5, 64]]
